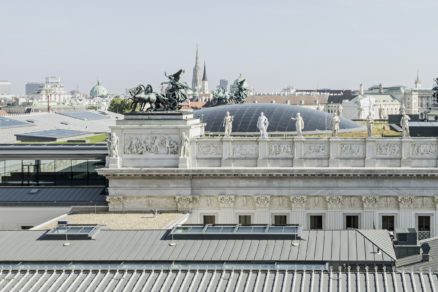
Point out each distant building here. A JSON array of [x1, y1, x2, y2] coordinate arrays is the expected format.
[[218, 79, 228, 91], [342, 93, 401, 120], [89, 80, 109, 98], [36, 76, 71, 104], [25, 82, 44, 95], [0, 81, 11, 95]]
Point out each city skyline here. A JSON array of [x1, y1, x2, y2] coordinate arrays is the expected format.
[[1, 0, 438, 94]]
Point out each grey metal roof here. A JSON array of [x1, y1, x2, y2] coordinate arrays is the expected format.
[[0, 187, 106, 205], [0, 229, 395, 263], [0, 267, 435, 292], [0, 144, 108, 159], [397, 236, 438, 270]]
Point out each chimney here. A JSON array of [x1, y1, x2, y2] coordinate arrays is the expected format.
[[421, 242, 431, 262], [379, 83, 383, 94]]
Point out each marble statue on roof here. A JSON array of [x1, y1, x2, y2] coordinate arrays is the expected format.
[[257, 112, 269, 139]]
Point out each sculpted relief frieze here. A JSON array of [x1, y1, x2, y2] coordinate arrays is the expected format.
[[218, 195, 235, 208], [411, 143, 437, 158], [376, 142, 400, 156], [233, 143, 258, 157], [268, 142, 293, 157], [255, 195, 271, 208], [289, 196, 307, 209], [197, 141, 223, 157], [304, 143, 327, 157], [340, 143, 364, 157], [124, 135, 179, 155]]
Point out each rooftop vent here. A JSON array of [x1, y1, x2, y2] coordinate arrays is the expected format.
[[394, 228, 421, 258], [28, 189, 40, 194], [41, 224, 101, 240], [170, 224, 302, 240]]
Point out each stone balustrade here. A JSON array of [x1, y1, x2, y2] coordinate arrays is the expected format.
[[191, 137, 438, 168]]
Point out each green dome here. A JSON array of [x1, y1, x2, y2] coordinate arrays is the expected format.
[[90, 80, 108, 98]]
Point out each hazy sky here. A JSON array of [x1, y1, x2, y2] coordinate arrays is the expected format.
[[1, 0, 438, 94]]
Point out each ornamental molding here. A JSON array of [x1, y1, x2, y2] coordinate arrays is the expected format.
[[175, 195, 197, 211], [376, 142, 400, 156], [124, 134, 179, 155], [325, 195, 344, 209], [289, 196, 307, 209], [255, 195, 271, 208], [398, 196, 414, 209], [362, 196, 378, 209], [268, 142, 293, 157], [218, 195, 235, 208]]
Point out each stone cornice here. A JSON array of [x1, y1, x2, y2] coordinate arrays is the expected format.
[[98, 167, 438, 178]]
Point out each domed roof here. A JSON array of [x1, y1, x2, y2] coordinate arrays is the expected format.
[[90, 80, 108, 98], [194, 103, 359, 134]]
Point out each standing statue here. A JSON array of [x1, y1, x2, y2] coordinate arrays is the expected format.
[[109, 132, 119, 158], [161, 69, 191, 110], [223, 111, 234, 137], [337, 104, 343, 117], [401, 113, 410, 137], [399, 104, 406, 115], [180, 132, 190, 158], [291, 113, 304, 137], [257, 112, 269, 139], [366, 113, 374, 137], [331, 113, 340, 137]]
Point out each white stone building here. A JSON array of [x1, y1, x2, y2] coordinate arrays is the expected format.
[[342, 94, 401, 120], [99, 105, 438, 240]]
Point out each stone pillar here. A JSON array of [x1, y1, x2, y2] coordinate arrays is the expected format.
[[254, 195, 271, 224], [290, 196, 307, 227], [218, 195, 235, 224], [398, 196, 415, 229], [362, 196, 379, 229], [222, 138, 233, 167], [257, 139, 269, 167], [293, 138, 305, 167], [400, 138, 411, 167], [326, 196, 344, 229]]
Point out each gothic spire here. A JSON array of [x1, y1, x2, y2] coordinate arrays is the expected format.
[[202, 62, 208, 81]]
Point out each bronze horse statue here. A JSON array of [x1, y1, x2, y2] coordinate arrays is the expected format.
[[129, 84, 167, 112]]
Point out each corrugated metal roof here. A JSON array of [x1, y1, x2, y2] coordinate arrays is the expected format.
[[0, 187, 106, 205], [0, 268, 435, 292], [0, 229, 395, 263]]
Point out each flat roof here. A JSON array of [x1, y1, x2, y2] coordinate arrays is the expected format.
[[35, 212, 187, 230], [58, 111, 110, 121]]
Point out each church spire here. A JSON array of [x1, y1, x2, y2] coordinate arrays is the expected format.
[[415, 70, 422, 89], [202, 62, 208, 81], [192, 45, 201, 93]]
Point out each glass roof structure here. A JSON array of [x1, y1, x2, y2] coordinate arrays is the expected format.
[[44, 225, 100, 240], [0, 116, 29, 129], [171, 224, 302, 239], [15, 129, 88, 139], [194, 103, 359, 133]]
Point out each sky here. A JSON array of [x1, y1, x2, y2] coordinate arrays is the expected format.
[[1, 0, 438, 94]]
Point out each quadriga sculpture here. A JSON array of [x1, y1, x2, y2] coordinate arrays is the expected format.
[[128, 69, 190, 112]]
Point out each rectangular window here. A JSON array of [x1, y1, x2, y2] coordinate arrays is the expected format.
[[381, 215, 395, 231], [273, 215, 287, 226], [418, 215, 431, 240], [345, 215, 360, 229], [238, 215, 251, 225], [310, 215, 323, 230], [418, 216, 431, 231], [203, 215, 216, 225]]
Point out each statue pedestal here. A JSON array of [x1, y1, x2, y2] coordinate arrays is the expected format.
[[108, 111, 204, 168], [107, 157, 121, 168], [179, 157, 190, 168]]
